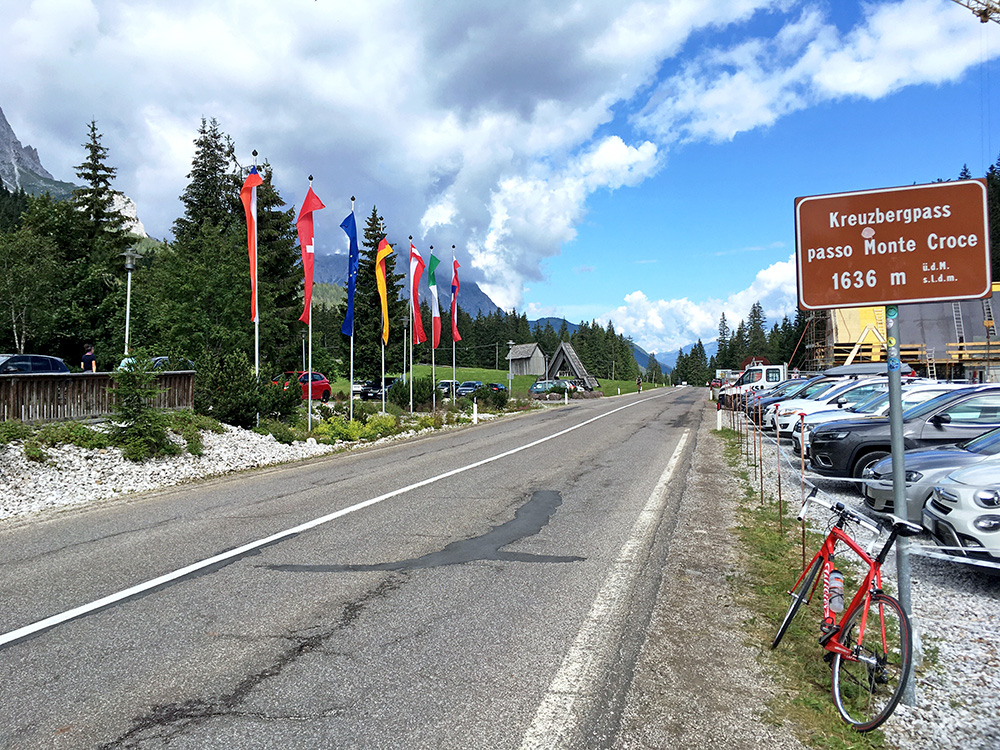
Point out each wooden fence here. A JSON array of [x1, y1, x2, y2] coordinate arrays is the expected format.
[[0, 371, 196, 424]]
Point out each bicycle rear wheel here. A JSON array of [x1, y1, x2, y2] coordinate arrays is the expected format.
[[771, 557, 821, 649], [831, 592, 912, 732]]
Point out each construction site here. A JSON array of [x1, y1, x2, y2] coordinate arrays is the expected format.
[[799, 282, 1000, 381]]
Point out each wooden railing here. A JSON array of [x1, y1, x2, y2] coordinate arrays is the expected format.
[[0, 371, 196, 424]]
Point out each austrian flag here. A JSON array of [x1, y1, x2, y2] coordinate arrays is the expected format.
[[409, 243, 427, 345]]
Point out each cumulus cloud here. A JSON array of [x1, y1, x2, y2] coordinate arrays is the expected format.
[[604, 255, 799, 355], [0, 0, 994, 346], [634, 0, 986, 144]]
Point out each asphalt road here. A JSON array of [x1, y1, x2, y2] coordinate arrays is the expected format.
[[0, 388, 705, 749]]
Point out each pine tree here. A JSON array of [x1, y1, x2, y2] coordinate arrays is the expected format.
[[348, 207, 406, 381], [173, 117, 239, 243], [746, 301, 768, 358]]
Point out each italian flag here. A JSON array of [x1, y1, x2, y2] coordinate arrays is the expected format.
[[428, 253, 441, 349]]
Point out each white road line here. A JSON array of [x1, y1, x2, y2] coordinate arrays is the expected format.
[[1, 393, 675, 649], [519, 430, 691, 749]]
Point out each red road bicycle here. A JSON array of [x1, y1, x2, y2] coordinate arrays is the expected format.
[[771, 490, 923, 731]]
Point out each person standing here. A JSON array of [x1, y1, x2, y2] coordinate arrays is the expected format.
[[81, 345, 97, 373]]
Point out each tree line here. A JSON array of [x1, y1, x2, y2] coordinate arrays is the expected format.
[[0, 117, 641, 386]]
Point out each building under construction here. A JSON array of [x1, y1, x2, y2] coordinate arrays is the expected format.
[[801, 283, 1000, 381]]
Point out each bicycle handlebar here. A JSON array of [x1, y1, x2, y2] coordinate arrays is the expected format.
[[797, 489, 882, 537]]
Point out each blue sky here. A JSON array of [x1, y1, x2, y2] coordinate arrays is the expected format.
[[1, 0, 998, 358]]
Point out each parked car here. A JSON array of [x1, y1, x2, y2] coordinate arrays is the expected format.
[[759, 377, 850, 429], [437, 380, 460, 396], [151, 356, 196, 371], [0, 354, 70, 374], [455, 380, 483, 397], [792, 382, 967, 456], [272, 371, 332, 401], [529, 379, 558, 394], [862, 426, 1000, 521], [772, 377, 892, 436], [744, 377, 825, 423], [809, 385, 1000, 486], [360, 377, 397, 401], [487, 382, 507, 392], [924, 462, 1000, 560]]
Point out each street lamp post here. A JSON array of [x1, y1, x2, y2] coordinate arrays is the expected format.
[[507, 340, 515, 389], [121, 248, 139, 356]]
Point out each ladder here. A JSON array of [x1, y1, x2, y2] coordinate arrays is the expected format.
[[927, 348, 937, 380], [873, 307, 886, 339], [984, 298, 996, 338], [953, 302, 967, 343]]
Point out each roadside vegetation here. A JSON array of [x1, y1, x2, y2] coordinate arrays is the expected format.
[[0, 363, 673, 462], [717, 426, 898, 750]]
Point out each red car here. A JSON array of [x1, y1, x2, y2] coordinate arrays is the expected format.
[[272, 371, 331, 401]]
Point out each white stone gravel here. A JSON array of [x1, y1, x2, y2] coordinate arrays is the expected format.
[[0, 424, 343, 522], [754, 429, 1000, 749]]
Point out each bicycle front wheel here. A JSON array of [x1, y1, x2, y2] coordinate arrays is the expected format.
[[831, 592, 912, 732], [771, 557, 821, 649]]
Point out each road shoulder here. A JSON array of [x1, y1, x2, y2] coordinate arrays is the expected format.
[[613, 402, 805, 749]]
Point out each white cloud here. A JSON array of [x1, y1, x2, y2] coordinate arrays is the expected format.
[[604, 255, 798, 355], [0, 0, 994, 337], [634, 0, 994, 144]]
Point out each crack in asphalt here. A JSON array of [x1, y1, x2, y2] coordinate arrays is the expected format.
[[97, 575, 403, 749], [98, 490, 579, 746], [265, 489, 585, 572]]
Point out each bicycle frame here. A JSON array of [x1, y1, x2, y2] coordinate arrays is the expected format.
[[792, 525, 881, 659]]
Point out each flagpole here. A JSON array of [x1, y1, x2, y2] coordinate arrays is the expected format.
[[408, 235, 414, 414], [381, 343, 386, 413], [306, 175, 314, 431], [451, 244, 456, 391], [252, 150, 260, 381], [349, 196, 355, 422]]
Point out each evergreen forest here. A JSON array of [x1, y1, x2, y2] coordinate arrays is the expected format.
[[2, 119, 999, 389]]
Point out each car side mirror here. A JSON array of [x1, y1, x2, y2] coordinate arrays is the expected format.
[[931, 413, 952, 426]]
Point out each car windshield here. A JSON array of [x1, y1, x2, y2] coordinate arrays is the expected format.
[[964, 427, 1000, 455], [798, 380, 842, 400]]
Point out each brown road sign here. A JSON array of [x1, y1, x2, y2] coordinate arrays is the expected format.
[[795, 180, 991, 310]]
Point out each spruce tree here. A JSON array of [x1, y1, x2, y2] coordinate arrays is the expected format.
[[347, 206, 406, 381]]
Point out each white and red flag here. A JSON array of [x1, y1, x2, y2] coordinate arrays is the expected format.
[[296, 185, 325, 324], [409, 242, 427, 345]]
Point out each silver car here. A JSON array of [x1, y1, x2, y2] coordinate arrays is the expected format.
[[863, 426, 1000, 521], [923, 462, 1000, 560]]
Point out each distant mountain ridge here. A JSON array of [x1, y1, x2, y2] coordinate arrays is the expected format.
[[0, 106, 77, 200], [313, 251, 501, 317], [0, 105, 146, 235]]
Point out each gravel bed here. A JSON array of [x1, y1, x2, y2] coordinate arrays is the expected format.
[[752, 428, 1000, 749]]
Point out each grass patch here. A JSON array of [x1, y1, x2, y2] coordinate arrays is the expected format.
[[716, 427, 895, 750]]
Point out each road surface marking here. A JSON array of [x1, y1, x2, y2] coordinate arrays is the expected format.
[[520, 430, 690, 749], [1, 393, 675, 648]]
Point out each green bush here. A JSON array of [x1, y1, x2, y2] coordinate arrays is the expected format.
[[23, 439, 48, 462], [254, 418, 296, 445], [312, 415, 363, 442], [360, 413, 397, 441], [388, 376, 435, 410], [35, 421, 113, 450], [110, 350, 176, 461], [194, 350, 300, 429], [0, 421, 33, 445]]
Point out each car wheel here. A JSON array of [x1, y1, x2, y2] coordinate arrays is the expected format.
[[321, 390, 330, 403], [852, 450, 890, 495]]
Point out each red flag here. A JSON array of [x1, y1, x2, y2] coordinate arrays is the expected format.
[[410, 242, 427, 345], [296, 186, 326, 324], [240, 166, 264, 322], [450, 258, 462, 342]]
